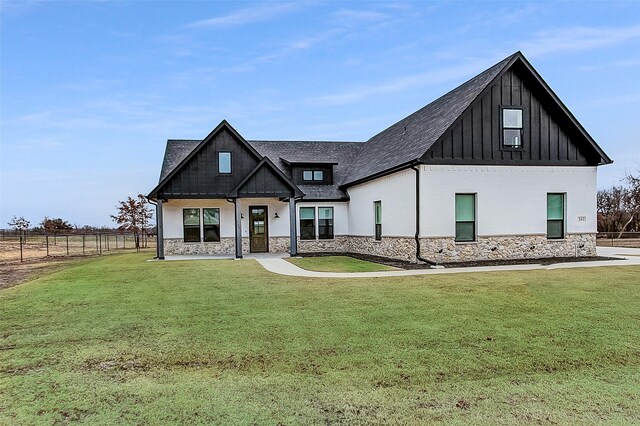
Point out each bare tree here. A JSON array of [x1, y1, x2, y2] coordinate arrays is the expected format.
[[597, 186, 626, 233], [111, 194, 154, 251], [8, 216, 30, 236], [619, 169, 640, 236]]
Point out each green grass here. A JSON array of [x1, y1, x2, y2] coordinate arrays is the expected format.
[[287, 255, 397, 272], [1, 253, 639, 425]]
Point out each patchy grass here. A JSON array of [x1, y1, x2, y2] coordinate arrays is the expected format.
[[1, 253, 639, 424], [287, 255, 398, 272]]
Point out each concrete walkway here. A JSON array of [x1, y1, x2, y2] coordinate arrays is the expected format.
[[255, 246, 640, 278]]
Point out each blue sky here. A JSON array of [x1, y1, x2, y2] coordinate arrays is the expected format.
[[1, 1, 639, 227]]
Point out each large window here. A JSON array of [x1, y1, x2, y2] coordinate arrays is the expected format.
[[183, 208, 200, 242], [503, 108, 523, 148], [455, 194, 475, 242], [218, 152, 232, 174], [299, 207, 315, 240], [374, 201, 382, 240], [547, 193, 565, 239], [318, 207, 334, 240], [203, 208, 220, 242]]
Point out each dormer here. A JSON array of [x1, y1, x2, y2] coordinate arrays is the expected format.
[[281, 159, 337, 185]]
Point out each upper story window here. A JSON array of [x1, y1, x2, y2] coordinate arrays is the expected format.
[[218, 152, 232, 174], [302, 170, 324, 181], [502, 108, 523, 148]]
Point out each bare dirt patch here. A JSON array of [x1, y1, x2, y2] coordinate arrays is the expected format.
[[0, 257, 84, 290]]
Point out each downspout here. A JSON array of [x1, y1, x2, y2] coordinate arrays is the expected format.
[[410, 164, 441, 268]]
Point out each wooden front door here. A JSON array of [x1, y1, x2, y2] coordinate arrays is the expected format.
[[249, 206, 268, 253]]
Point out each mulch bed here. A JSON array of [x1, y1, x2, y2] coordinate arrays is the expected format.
[[297, 251, 624, 270]]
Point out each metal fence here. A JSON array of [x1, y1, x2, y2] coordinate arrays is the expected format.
[[0, 230, 156, 262], [596, 232, 640, 248]]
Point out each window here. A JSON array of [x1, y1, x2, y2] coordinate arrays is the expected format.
[[183, 208, 200, 242], [203, 208, 220, 242], [455, 194, 475, 242], [318, 207, 334, 239], [547, 193, 565, 239], [218, 152, 231, 174], [299, 207, 315, 240], [302, 170, 324, 181], [503, 108, 523, 148], [374, 201, 382, 240]]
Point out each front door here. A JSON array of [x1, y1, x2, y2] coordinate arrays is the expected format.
[[249, 206, 268, 253]]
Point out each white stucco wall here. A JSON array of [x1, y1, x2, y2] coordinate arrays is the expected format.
[[162, 199, 236, 239], [346, 169, 416, 237], [162, 198, 348, 240], [296, 201, 349, 237], [420, 165, 597, 237]]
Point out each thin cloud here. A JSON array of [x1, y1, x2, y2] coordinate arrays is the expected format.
[[522, 25, 640, 57], [309, 59, 492, 106], [185, 3, 300, 29]]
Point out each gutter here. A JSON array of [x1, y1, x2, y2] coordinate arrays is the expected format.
[[410, 164, 442, 268]]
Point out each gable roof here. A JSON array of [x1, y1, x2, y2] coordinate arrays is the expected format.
[[150, 52, 612, 199], [227, 157, 304, 198], [343, 53, 517, 185], [343, 51, 612, 185], [248, 140, 363, 200], [148, 120, 263, 198]]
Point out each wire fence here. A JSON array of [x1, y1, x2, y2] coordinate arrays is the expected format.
[[0, 230, 156, 263], [596, 232, 640, 248]]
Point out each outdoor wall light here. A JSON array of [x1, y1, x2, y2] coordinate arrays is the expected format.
[[274, 213, 280, 219]]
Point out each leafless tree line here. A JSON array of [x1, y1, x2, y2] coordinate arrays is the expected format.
[[597, 169, 640, 236]]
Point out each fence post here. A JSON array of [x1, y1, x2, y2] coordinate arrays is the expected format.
[[20, 235, 23, 262], [82, 235, 85, 254], [66, 235, 69, 256], [99, 234, 102, 255], [46, 235, 49, 257], [123, 235, 126, 249]]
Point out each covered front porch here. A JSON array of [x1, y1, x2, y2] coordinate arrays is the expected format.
[[155, 197, 299, 260]]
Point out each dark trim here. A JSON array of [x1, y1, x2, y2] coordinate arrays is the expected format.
[[280, 158, 338, 166], [454, 193, 476, 243], [227, 157, 304, 198], [500, 105, 524, 151], [410, 165, 438, 266], [248, 205, 269, 253], [373, 200, 382, 241], [342, 160, 417, 189]]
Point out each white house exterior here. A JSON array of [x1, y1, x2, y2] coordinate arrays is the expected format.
[[148, 52, 612, 264]]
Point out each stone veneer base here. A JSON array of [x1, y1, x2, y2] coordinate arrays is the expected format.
[[163, 233, 596, 262]]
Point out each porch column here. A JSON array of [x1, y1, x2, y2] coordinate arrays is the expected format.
[[234, 199, 243, 259], [289, 197, 297, 256], [156, 199, 165, 260]]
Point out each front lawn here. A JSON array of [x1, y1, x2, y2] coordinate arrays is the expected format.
[[287, 255, 397, 272], [1, 254, 639, 424]]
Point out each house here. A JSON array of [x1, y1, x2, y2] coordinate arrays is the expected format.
[[147, 52, 612, 263]]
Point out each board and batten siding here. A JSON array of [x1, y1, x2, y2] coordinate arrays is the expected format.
[[346, 169, 416, 237], [424, 66, 599, 166], [158, 128, 260, 198], [420, 165, 597, 237]]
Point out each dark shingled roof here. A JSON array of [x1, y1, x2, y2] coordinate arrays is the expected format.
[[248, 140, 363, 199], [159, 139, 199, 182], [343, 53, 516, 185], [155, 53, 523, 198]]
